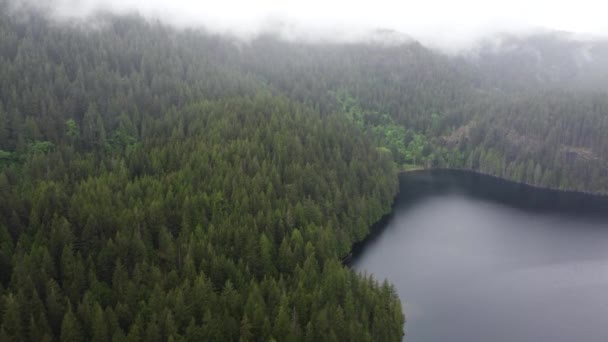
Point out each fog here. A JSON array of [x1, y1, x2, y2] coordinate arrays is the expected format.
[[12, 0, 608, 51]]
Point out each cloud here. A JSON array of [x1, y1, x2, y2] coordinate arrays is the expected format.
[[15, 0, 608, 51]]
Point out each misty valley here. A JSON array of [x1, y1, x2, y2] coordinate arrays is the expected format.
[[2, 1, 608, 341]]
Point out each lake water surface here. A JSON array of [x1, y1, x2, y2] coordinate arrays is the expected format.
[[350, 170, 608, 342]]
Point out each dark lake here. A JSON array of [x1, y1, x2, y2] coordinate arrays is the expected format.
[[350, 170, 608, 342]]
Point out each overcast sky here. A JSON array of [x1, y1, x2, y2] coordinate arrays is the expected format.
[[41, 0, 608, 50]]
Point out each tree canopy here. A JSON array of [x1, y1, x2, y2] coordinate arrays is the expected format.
[[2, 4, 608, 341]]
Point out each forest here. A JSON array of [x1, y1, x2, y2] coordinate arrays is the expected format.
[[1, 1, 608, 341]]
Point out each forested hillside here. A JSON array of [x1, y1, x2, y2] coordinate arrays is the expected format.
[[236, 34, 608, 192], [1, 1, 608, 341], [0, 7, 402, 342]]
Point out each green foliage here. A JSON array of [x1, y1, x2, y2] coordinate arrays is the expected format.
[[65, 120, 79, 140], [334, 90, 434, 169], [0, 91, 402, 341], [27, 140, 55, 155], [0, 150, 15, 168], [3, 6, 608, 342]]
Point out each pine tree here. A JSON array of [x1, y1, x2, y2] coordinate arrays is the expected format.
[[1, 293, 24, 341], [60, 304, 83, 342], [91, 303, 108, 342]]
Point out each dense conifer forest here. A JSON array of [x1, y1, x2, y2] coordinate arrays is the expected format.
[[1, 1, 608, 341]]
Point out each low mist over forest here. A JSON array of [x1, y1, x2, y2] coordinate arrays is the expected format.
[[1, 0, 608, 341]]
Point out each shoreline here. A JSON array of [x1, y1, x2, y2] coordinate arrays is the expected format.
[[400, 167, 608, 198], [343, 166, 608, 266]]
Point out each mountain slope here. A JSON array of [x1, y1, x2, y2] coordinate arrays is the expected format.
[[0, 9, 403, 342]]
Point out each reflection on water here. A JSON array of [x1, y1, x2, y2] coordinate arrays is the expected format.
[[350, 170, 608, 342]]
